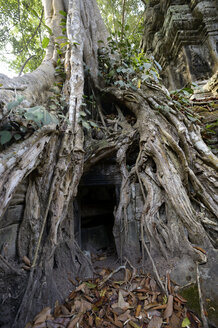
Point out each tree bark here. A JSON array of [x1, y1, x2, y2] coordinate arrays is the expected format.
[[0, 0, 217, 327]]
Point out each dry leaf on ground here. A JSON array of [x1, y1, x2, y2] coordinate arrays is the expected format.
[[147, 316, 163, 328], [28, 268, 202, 328], [33, 307, 52, 325], [164, 294, 174, 319]]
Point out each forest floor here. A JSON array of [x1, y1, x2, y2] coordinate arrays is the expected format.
[[25, 248, 204, 328]]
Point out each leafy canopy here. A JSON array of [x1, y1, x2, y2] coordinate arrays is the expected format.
[[0, 0, 46, 74], [97, 0, 145, 49], [0, 0, 146, 75]]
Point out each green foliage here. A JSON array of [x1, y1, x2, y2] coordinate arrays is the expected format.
[[7, 95, 24, 110], [0, 131, 12, 145], [17, 106, 59, 127], [170, 85, 195, 105], [53, 12, 69, 73], [42, 37, 50, 49], [182, 317, 191, 327], [0, 0, 46, 73], [79, 96, 99, 131], [205, 120, 218, 132], [0, 2, 67, 74], [97, 0, 145, 49], [96, 1, 161, 90], [170, 83, 202, 123], [171, 85, 218, 151], [59, 10, 67, 17], [0, 97, 60, 147], [98, 35, 162, 89], [47, 85, 68, 116]]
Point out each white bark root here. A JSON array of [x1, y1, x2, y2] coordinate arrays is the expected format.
[[0, 2, 217, 327]]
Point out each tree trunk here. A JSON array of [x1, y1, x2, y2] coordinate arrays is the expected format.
[[0, 0, 217, 327]]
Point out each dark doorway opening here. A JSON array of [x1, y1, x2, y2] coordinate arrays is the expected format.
[[76, 184, 118, 255]]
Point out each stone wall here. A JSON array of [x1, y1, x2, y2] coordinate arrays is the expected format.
[[142, 0, 218, 89], [0, 180, 27, 259]]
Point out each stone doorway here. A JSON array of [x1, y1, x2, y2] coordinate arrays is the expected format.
[[75, 180, 120, 259], [74, 161, 142, 264]]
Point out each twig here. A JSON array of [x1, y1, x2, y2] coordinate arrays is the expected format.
[[0, 86, 26, 91], [91, 88, 108, 132], [121, 0, 126, 41], [142, 237, 167, 295], [124, 257, 137, 288], [115, 104, 125, 121], [17, 8, 44, 54], [124, 256, 137, 278], [96, 97, 108, 132], [166, 271, 172, 294], [18, 0, 20, 21], [99, 265, 126, 287], [18, 55, 36, 76], [196, 262, 209, 328], [130, 11, 145, 37]]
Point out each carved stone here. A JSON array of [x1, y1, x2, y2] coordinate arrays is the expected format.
[[142, 0, 218, 89]]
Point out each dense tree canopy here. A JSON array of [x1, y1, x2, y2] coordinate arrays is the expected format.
[[0, 0, 145, 74], [97, 0, 145, 45], [0, 0, 46, 73]]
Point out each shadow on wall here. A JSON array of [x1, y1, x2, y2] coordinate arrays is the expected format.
[[75, 184, 119, 254]]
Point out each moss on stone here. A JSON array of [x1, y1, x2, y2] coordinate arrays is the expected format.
[[180, 283, 200, 316], [180, 283, 218, 326], [205, 298, 217, 325]]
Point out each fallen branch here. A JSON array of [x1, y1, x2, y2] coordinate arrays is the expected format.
[[19, 55, 36, 77], [124, 256, 137, 285], [99, 265, 126, 287], [142, 237, 167, 295]]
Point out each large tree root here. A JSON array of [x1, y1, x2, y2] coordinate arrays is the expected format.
[[0, 0, 217, 327], [103, 86, 217, 263], [0, 80, 217, 328]]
